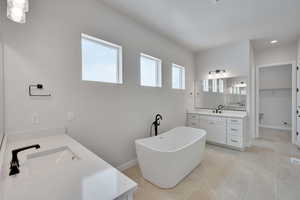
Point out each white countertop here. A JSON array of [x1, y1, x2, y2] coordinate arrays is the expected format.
[[188, 109, 248, 118], [0, 133, 137, 200]]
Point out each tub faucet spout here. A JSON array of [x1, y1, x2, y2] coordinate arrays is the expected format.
[[9, 144, 41, 176]]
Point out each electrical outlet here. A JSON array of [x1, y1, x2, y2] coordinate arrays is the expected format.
[[32, 113, 39, 124], [67, 112, 75, 121]]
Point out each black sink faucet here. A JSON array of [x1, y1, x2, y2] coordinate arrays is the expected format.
[[9, 144, 41, 176], [152, 114, 163, 136], [214, 105, 225, 113]]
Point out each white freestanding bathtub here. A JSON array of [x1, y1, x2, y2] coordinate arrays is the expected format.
[[135, 127, 206, 189]]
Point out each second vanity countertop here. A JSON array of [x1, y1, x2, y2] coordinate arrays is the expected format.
[[0, 133, 137, 200], [188, 109, 248, 119]]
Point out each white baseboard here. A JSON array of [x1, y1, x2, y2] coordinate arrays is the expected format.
[[259, 124, 291, 131], [117, 159, 138, 171]]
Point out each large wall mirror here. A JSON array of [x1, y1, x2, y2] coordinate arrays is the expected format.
[[195, 76, 247, 111]]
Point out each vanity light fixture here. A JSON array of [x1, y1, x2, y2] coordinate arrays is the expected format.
[[7, 0, 29, 23], [235, 81, 247, 88], [270, 40, 278, 44], [208, 69, 226, 79]]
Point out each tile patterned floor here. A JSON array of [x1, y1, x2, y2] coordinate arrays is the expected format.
[[124, 128, 300, 200]]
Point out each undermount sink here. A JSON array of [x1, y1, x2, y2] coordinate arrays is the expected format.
[[26, 146, 79, 170]]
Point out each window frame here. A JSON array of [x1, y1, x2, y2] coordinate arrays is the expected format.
[[81, 33, 123, 84], [202, 79, 209, 92], [172, 63, 186, 90], [140, 53, 162, 88]]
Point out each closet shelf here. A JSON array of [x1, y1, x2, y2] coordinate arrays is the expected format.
[[259, 87, 291, 91]]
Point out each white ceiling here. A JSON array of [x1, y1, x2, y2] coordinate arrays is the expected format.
[[100, 0, 300, 51]]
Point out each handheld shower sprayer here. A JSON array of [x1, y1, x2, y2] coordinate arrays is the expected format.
[[151, 114, 163, 137]]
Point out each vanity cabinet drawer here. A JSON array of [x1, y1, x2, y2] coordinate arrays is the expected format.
[[187, 114, 200, 120], [187, 118, 200, 128], [228, 125, 242, 136], [199, 116, 227, 144], [228, 134, 242, 148], [228, 118, 242, 125], [227, 118, 243, 148]]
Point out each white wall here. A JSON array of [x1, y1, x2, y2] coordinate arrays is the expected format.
[[254, 43, 297, 137], [259, 65, 292, 89], [195, 41, 251, 112], [249, 42, 256, 141], [260, 90, 292, 128], [195, 41, 251, 80], [254, 43, 297, 66], [298, 39, 300, 63], [195, 41, 254, 145], [0, 33, 3, 147], [2, 0, 195, 167], [0, 2, 4, 147]]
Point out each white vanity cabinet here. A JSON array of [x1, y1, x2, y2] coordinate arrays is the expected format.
[[186, 111, 247, 150], [199, 116, 227, 145]]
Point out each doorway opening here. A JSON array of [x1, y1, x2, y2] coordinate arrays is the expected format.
[[255, 63, 297, 144]]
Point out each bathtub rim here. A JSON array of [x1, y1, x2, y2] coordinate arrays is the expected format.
[[135, 127, 206, 153]]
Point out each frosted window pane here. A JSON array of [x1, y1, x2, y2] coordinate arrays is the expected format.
[[219, 79, 224, 93], [82, 37, 119, 83], [182, 68, 185, 89], [212, 79, 218, 93], [172, 64, 185, 89], [172, 67, 181, 89], [140, 55, 160, 87], [203, 80, 209, 92]]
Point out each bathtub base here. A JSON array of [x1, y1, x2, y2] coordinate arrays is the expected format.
[[141, 162, 203, 189]]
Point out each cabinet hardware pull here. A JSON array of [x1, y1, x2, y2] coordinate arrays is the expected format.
[[231, 128, 238, 131], [231, 139, 238, 143]]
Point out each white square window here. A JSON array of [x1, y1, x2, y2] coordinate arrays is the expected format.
[[140, 53, 162, 87], [202, 80, 209, 92], [212, 79, 218, 93], [172, 64, 185, 89], [219, 79, 224, 93], [81, 34, 122, 84]]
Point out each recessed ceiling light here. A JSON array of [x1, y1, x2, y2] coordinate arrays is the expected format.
[[212, 0, 221, 4], [270, 40, 278, 44]]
